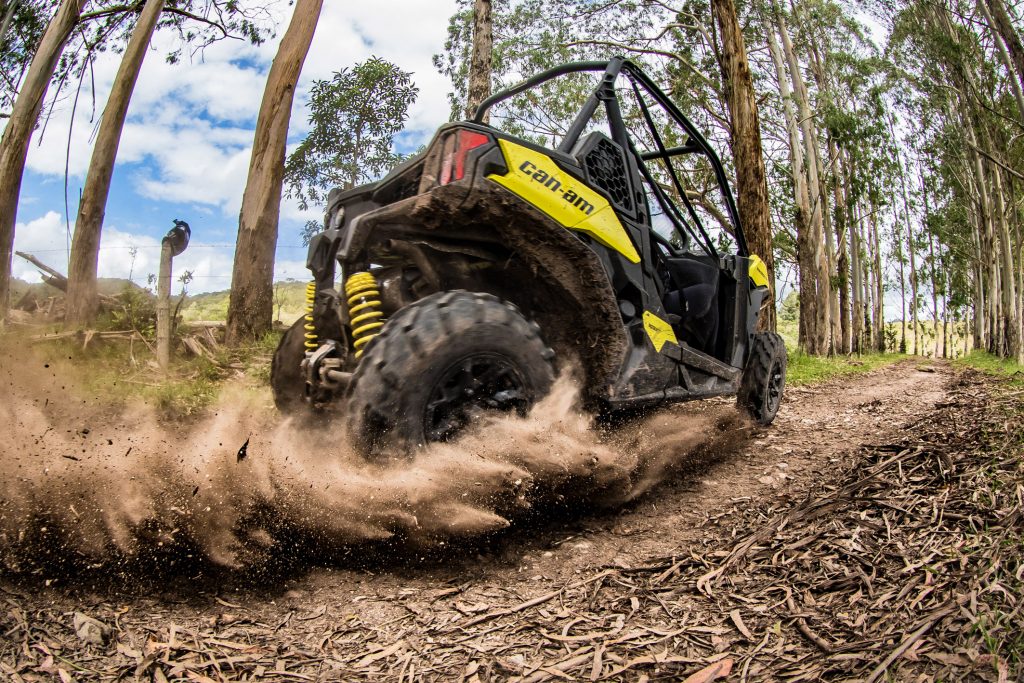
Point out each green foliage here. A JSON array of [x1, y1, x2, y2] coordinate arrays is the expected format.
[[0, 0, 51, 114], [105, 283, 157, 336], [284, 56, 418, 211], [1, 1, 274, 121]]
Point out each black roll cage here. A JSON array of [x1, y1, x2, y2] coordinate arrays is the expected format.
[[472, 58, 749, 258]]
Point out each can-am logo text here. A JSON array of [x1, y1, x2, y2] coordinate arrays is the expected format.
[[518, 160, 595, 216]]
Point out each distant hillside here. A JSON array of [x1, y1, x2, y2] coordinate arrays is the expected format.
[[11, 277, 149, 306], [182, 280, 308, 324]]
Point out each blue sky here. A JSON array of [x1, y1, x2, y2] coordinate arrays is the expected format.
[[9, 1, 458, 294]]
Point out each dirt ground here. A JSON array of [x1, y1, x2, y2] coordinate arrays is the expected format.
[[3, 359, 1017, 681]]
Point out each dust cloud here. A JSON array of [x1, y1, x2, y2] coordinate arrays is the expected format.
[[0, 345, 750, 578]]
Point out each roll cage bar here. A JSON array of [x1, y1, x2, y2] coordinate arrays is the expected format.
[[472, 58, 749, 258]]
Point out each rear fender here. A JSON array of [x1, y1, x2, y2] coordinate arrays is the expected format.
[[338, 183, 629, 399]]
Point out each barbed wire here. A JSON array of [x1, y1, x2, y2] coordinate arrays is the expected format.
[[20, 245, 309, 253]]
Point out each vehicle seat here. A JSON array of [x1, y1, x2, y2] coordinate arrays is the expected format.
[[662, 256, 720, 353]]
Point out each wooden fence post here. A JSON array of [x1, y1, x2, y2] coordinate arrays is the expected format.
[[156, 240, 172, 370], [156, 220, 191, 371]]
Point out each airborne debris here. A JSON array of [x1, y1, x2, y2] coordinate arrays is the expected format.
[[236, 436, 250, 462]]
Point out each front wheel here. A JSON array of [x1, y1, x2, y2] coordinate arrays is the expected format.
[[737, 331, 787, 425], [344, 291, 556, 457]]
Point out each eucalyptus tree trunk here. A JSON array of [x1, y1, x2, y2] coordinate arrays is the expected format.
[[464, 0, 492, 122], [920, 169, 941, 358], [776, 9, 829, 353], [964, 123, 999, 353], [798, 41, 839, 356], [849, 196, 863, 353], [870, 209, 885, 352], [0, 0, 20, 47], [712, 0, 776, 331], [990, 162, 1019, 359], [862, 230, 874, 349], [767, 26, 813, 346], [927, 231, 940, 357], [891, 128, 918, 355], [226, 0, 323, 344], [977, 0, 1024, 122], [982, 0, 1024, 95], [833, 141, 851, 354], [895, 215, 908, 354], [0, 0, 84, 321], [66, 0, 166, 326]]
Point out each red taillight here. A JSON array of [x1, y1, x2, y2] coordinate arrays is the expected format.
[[440, 129, 491, 184]]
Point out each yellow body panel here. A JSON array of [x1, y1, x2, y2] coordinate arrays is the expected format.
[[642, 311, 678, 353], [488, 139, 641, 263], [748, 254, 769, 288]]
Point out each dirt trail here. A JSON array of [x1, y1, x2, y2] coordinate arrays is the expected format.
[[0, 360, 953, 681]]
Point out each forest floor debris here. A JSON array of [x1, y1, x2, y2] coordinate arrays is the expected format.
[[1, 362, 1021, 681]]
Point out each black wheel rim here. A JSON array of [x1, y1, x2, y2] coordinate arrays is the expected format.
[[766, 361, 784, 415], [423, 353, 529, 442]]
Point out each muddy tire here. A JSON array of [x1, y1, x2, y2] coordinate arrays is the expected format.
[[737, 331, 787, 426], [271, 317, 307, 413], [345, 290, 556, 457]]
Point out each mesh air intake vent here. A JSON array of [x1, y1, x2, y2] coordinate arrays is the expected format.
[[583, 137, 632, 213]]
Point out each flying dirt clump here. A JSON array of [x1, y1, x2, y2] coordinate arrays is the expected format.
[[0, 345, 750, 577]]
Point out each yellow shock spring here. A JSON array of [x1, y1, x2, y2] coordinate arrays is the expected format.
[[304, 281, 318, 352], [345, 272, 385, 358]]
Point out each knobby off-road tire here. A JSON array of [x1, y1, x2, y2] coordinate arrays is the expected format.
[[271, 317, 307, 413], [345, 290, 556, 457], [737, 331, 787, 426]]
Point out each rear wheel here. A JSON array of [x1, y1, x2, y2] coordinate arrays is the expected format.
[[345, 291, 556, 457], [737, 331, 786, 425], [271, 317, 307, 413]]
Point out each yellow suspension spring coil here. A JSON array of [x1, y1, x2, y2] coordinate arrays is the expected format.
[[303, 281, 318, 352], [345, 272, 385, 358]]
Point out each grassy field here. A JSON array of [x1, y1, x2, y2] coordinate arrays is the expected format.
[[785, 351, 904, 386], [14, 280, 1001, 418], [182, 280, 308, 325]]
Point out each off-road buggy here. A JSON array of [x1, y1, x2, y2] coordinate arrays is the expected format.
[[272, 58, 786, 455]]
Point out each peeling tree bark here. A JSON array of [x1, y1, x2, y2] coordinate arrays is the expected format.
[[978, 0, 1024, 123], [0, 0, 84, 322], [226, 0, 323, 344], [833, 141, 850, 354], [983, 0, 1024, 97], [464, 0, 492, 123], [711, 0, 776, 331], [776, 8, 829, 353], [65, 0, 166, 326], [767, 26, 812, 346]]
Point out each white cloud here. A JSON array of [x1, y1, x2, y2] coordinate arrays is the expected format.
[[15, 1, 458, 221], [7, 2, 461, 297], [12, 210, 243, 294]]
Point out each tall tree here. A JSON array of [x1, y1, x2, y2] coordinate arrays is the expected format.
[[226, 0, 323, 344], [65, 0, 166, 326], [284, 57, 418, 211], [711, 0, 776, 330], [464, 0, 492, 122], [0, 0, 83, 322], [981, 0, 1024, 93]]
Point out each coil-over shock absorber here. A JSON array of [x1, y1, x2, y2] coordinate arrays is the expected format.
[[303, 281, 318, 352], [345, 272, 384, 358]]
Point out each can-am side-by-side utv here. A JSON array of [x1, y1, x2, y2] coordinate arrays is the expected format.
[[271, 58, 787, 456]]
